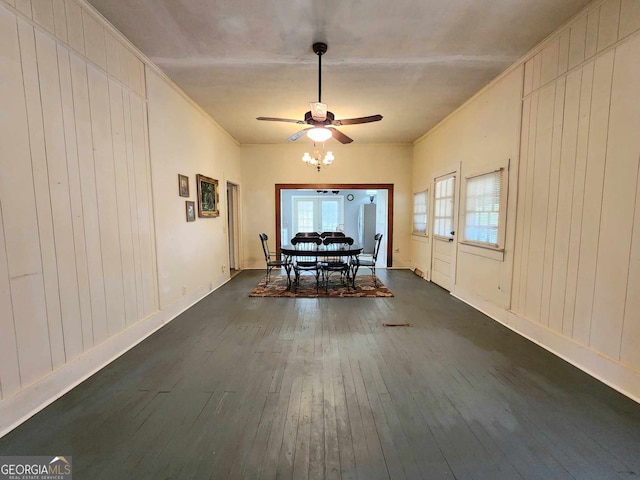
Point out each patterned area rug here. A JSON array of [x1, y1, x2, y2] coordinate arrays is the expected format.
[[249, 274, 394, 298]]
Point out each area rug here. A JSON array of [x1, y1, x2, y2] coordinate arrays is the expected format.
[[249, 274, 394, 298]]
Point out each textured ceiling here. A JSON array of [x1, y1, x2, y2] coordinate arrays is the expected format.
[[86, 0, 592, 145]]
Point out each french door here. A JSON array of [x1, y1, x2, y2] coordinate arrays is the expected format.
[[431, 170, 459, 291]]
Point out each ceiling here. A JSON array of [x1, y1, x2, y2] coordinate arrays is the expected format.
[[86, 0, 593, 145]]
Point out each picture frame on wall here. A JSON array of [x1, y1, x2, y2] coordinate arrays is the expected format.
[[186, 201, 196, 222], [178, 174, 190, 197], [196, 174, 220, 217]]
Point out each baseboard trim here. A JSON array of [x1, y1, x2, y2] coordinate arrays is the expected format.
[[0, 279, 230, 438]]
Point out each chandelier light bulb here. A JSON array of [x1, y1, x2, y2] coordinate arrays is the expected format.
[[306, 127, 332, 142]]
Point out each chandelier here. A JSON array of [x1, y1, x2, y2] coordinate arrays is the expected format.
[[302, 142, 334, 172]]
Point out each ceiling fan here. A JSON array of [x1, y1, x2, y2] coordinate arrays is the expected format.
[[256, 42, 383, 144]]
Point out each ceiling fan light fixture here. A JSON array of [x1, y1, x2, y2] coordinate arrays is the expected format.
[[307, 127, 332, 142]]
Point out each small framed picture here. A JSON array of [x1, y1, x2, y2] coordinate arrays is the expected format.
[[185, 201, 196, 222], [196, 174, 220, 217], [178, 174, 190, 197]]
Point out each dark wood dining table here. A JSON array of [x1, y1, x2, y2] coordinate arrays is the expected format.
[[280, 243, 364, 289]]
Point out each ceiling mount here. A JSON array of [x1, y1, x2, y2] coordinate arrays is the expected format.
[[312, 42, 328, 56]]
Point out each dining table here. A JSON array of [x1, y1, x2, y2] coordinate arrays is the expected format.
[[280, 243, 364, 290]]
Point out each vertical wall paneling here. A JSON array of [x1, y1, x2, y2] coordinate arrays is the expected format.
[[69, 52, 104, 346], [108, 79, 138, 326], [129, 95, 157, 316], [87, 64, 126, 337], [540, 78, 566, 327], [590, 36, 640, 358], [64, 0, 84, 56], [511, 96, 532, 312], [620, 163, 640, 369], [81, 9, 106, 70], [104, 32, 122, 83], [0, 206, 21, 399], [1, 11, 53, 387], [517, 93, 539, 315], [619, 0, 640, 39], [548, 70, 582, 334], [31, 0, 54, 34], [558, 31, 570, 75], [525, 84, 555, 322], [51, 0, 68, 44], [0, 0, 165, 426], [572, 52, 615, 345], [568, 15, 587, 70], [17, 19, 66, 370], [0, 6, 22, 394], [540, 38, 559, 87], [34, 29, 84, 360], [14, 0, 31, 19], [598, 0, 621, 52], [563, 62, 595, 338], [585, 9, 600, 60], [122, 92, 144, 321], [57, 44, 93, 353]]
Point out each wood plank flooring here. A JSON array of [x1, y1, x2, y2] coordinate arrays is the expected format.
[[1, 269, 640, 479]]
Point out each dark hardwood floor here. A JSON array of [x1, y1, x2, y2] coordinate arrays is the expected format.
[[1, 269, 639, 479]]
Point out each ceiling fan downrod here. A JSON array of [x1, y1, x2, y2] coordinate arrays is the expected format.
[[313, 42, 327, 103]]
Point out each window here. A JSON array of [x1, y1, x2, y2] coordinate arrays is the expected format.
[[412, 190, 428, 235], [433, 176, 455, 238], [292, 196, 344, 233], [463, 169, 505, 249]]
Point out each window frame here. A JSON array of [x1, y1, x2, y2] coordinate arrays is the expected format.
[[412, 189, 429, 237], [461, 165, 508, 252]]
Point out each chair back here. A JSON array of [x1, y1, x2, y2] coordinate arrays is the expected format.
[[259, 233, 271, 262], [322, 236, 354, 265], [291, 236, 322, 267], [291, 236, 322, 249], [320, 231, 346, 238], [372, 233, 383, 261], [293, 232, 320, 239]]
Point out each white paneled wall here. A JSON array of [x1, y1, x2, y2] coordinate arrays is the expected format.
[[0, 0, 156, 402], [513, 0, 640, 371]]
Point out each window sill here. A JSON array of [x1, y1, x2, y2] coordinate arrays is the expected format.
[[459, 242, 504, 261]]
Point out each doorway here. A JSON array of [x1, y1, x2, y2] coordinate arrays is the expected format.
[[226, 182, 240, 276], [430, 169, 459, 291], [275, 183, 394, 267]]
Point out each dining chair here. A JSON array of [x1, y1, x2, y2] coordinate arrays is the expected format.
[[320, 236, 354, 292], [259, 233, 287, 285], [351, 233, 383, 286], [290, 236, 323, 292]]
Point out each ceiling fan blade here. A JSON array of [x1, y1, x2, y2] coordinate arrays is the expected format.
[[327, 127, 353, 144], [257, 116, 306, 124], [286, 128, 311, 142], [332, 114, 383, 126]]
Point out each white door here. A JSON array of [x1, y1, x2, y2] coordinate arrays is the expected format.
[[431, 171, 458, 291]]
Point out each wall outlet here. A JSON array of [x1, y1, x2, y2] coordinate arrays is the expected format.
[[221, 265, 226, 273], [209, 282, 213, 291], [182, 286, 187, 295], [394, 248, 400, 253]]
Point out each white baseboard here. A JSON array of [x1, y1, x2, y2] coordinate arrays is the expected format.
[[451, 288, 640, 404], [0, 280, 228, 438]]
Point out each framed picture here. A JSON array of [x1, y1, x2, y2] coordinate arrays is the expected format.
[[178, 174, 190, 197], [185, 201, 196, 222], [196, 174, 220, 217]]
